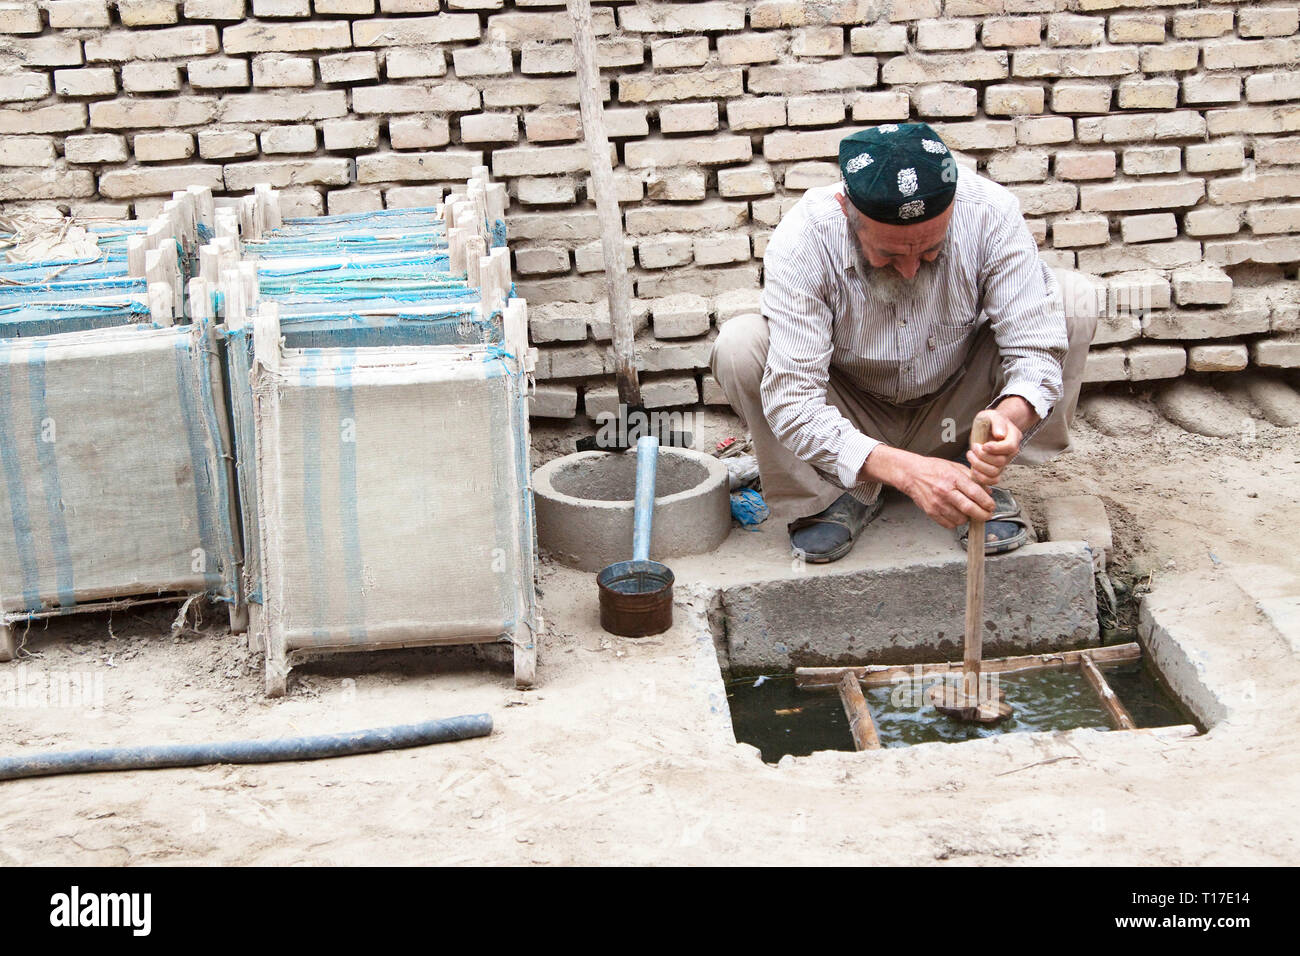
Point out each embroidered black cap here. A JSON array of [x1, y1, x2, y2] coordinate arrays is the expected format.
[[838, 123, 958, 225]]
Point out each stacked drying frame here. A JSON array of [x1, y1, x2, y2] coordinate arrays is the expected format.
[[199, 172, 539, 695], [0, 190, 244, 660]]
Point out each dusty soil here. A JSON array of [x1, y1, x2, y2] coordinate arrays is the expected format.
[[1, 382, 1298, 866]]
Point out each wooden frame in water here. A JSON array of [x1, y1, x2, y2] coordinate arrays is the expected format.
[[791, 643, 1194, 753]]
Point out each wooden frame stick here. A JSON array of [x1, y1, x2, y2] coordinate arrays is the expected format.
[[1080, 653, 1136, 730], [838, 672, 881, 751], [795, 642, 1143, 689]]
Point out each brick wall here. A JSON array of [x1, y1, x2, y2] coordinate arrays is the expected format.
[[1, 0, 1298, 419]]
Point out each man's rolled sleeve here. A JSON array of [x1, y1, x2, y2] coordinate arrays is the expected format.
[[979, 209, 1068, 442]]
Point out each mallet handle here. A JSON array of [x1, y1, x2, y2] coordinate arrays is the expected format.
[[964, 412, 995, 701]]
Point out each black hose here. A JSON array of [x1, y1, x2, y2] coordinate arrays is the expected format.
[[0, 713, 492, 782]]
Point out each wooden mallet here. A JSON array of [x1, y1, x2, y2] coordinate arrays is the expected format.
[[926, 411, 1015, 725]]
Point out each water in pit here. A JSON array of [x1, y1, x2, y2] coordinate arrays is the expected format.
[[726, 660, 1193, 763]]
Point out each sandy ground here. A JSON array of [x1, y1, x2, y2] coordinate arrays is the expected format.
[[1, 384, 1298, 866]]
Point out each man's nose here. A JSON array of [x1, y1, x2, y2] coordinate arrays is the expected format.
[[892, 258, 920, 279]]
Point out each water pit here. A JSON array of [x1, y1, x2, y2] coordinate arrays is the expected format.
[[726, 658, 1196, 763]]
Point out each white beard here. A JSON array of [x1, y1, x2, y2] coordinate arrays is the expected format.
[[854, 251, 941, 306]]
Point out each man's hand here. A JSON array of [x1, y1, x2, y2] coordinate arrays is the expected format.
[[861, 446, 994, 529], [966, 397, 1037, 488]]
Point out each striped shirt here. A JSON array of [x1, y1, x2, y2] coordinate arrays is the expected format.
[[759, 166, 1067, 490]]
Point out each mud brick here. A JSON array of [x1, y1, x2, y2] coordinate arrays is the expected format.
[[1246, 204, 1300, 234], [1205, 106, 1300, 136], [63, 133, 128, 164], [1251, 335, 1300, 367], [619, 68, 744, 103], [785, 161, 840, 189], [1107, 13, 1165, 43], [318, 52, 379, 84], [323, 118, 379, 150], [717, 164, 775, 198], [1171, 263, 1233, 304], [460, 112, 518, 143], [762, 126, 856, 160], [514, 246, 571, 276], [1245, 72, 1300, 103], [1185, 140, 1245, 172], [516, 177, 576, 205], [1185, 343, 1247, 372], [981, 16, 1042, 47], [384, 48, 448, 78], [521, 42, 576, 75], [384, 185, 443, 207], [1083, 347, 1127, 383], [652, 36, 710, 69], [0, 2, 42, 33], [718, 33, 781, 64], [1126, 344, 1185, 381], [486, 8, 613, 42], [86, 26, 218, 61], [133, 130, 194, 162], [638, 234, 695, 269], [850, 23, 909, 53], [915, 82, 978, 118], [786, 94, 845, 126], [226, 157, 352, 190], [887, 0, 941, 21], [482, 77, 608, 108], [1208, 171, 1300, 204], [352, 83, 479, 114], [254, 0, 308, 13], [1016, 115, 1074, 144], [260, 124, 316, 153], [189, 58, 251, 89], [184, 0, 245, 17], [1055, 149, 1116, 180], [652, 293, 712, 338], [452, 46, 513, 78], [851, 90, 910, 121], [529, 385, 578, 419], [1121, 145, 1180, 175], [355, 149, 481, 183], [574, 238, 634, 273], [98, 163, 224, 198], [587, 171, 644, 203], [659, 101, 721, 133], [1238, 6, 1300, 38], [492, 143, 602, 176], [726, 97, 786, 130], [930, 119, 1017, 149], [92, 96, 218, 128], [644, 167, 707, 201], [387, 115, 450, 149], [1077, 240, 1202, 273], [1184, 206, 1241, 237], [1121, 212, 1177, 243], [1138, 42, 1198, 73], [509, 210, 602, 242], [985, 84, 1045, 115], [524, 111, 580, 142], [121, 64, 181, 92], [1202, 37, 1300, 70], [1171, 9, 1234, 39], [1008, 182, 1078, 214], [1117, 78, 1178, 110], [354, 15, 480, 46], [626, 135, 750, 168], [1047, 13, 1104, 46], [617, 2, 744, 33], [46, 0, 109, 27], [1076, 110, 1205, 143], [197, 128, 258, 159], [1052, 213, 1110, 247], [1182, 74, 1241, 105], [694, 233, 750, 266], [881, 52, 1006, 84], [1051, 82, 1111, 114], [625, 202, 749, 235], [987, 148, 1049, 182], [219, 90, 346, 123]]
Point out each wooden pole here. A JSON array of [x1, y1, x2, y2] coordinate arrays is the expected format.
[[568, 0, 640, 408], [963, 411, 993, 703], [838, 672, 882, 751]]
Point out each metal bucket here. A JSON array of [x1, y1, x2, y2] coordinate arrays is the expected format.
[[596, 436, 675, 638]]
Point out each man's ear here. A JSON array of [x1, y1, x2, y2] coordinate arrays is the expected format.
[[834, 192, 850, 218]]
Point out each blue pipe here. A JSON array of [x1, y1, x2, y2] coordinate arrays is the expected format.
[[632, 435, 659, 563], [0, 714, 492, 782]]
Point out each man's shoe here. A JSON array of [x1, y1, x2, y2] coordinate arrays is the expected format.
[[788, 492, 884, 563]]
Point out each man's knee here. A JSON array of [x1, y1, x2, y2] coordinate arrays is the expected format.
[[1054, 268, 1101, 351], [710, 311, 769, 393]]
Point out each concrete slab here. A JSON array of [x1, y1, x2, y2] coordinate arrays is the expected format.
[[1042, 494, 1112, 570], [671, 493, 1099, 672]]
